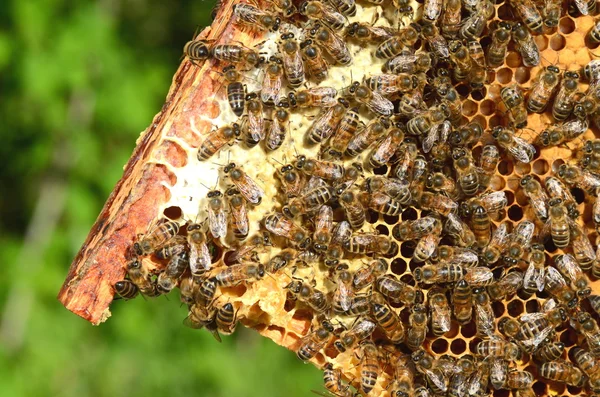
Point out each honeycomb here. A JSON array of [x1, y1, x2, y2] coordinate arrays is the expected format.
[[58, 0, 600, 396]]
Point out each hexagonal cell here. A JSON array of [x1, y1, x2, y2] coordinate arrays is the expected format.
[[489, 114, 503, 128], [515, 67, 531, 84], [551, 34, 567, 50], [391, 258, 407, 275], [490, 175, 506, 190], [450, 338, 467, 355], [514, 162, 531, 175], [480, 99, 495, 116], [535, 34, 549, 51], [471, 87, 487, 101], [463, 100, 478, 117], [552, 158, 565, 173], [560, 17, 576, 34], [532, 159, 549, 174], [497, 68, 513, 84], [506, 52, 521, 68], [376, 224, 389, 235], [498, 159, 514, 175], [431, 338, 449, 354], [472, 114, 487, 129]]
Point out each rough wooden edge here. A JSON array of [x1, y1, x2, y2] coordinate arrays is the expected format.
[[57, 2, 264, 325]]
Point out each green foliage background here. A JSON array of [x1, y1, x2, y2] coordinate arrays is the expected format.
[[0, 1, 321, 395]]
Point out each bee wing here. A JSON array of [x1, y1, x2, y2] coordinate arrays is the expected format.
[[509, 136, 536, 163], [524, 262, 545, 292], [474, 303, 495, 337], [490, 222, 510, 247], [573, 228, 597, 260], [332, 221, 352, 245], [480, 191, 508, 213], [519, 312, 546, 323], [521, 327, 553, 350], [261, 75, 283, 105], [190, 241, 212, 275], [308, 106, 336, 139], [574, 0, 590, 14], [367, 91, 394, 116], [336, 282, 353, 312], [355, 318, 377, 335], [546, 266, 568, 288], [316, 205, 334, 232], [555, 253, 582, 282], [440, 120, 452, 143], [430, 36, 450, 58], [209, 209, 228, 238], [432, 303, 452, 333], [422, 123, 440, 154], [490, 358, 508, 388], [465, 267, 494, 287], [450, 249, 479, 266], [512, 221, 535, 246], [236, 173, 264, 204], [582, 170, 600, 191], [424, 369, 448, 393]]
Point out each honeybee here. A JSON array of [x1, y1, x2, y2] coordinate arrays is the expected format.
[[504, 220, 535, 266], [346, 81, 394, 116], [204, 189, 227, 239], [412, 349, 449, 394], [518, 299, 567, 350], [266, 248, 301, 273], [358, 340, 380, 395], [329, 0, 356, 16], [222, 65, 246, 117], [311, 22, 352, 65], [212, 43, 260, 67], [481, 222, 509, 265], [331, 264, 355, 314], [310, 205, 334, 253], [316, 363, 355, 397], [474, 288, 495, 337], [338, 191, 366, 230], [534, 338, 565, 362], [452, 280, 473, 325], [552, 71, 580, 120], [283, 186, 334, 219], [276, 164, 306, 199], [449, 356, 475, 397], [570, 224, 596, 272], [224, 188, 250, 240], [366, 73, 417, 97], [460, 12, 485, 40], [413, 263, 465, 284], [528, 66, 561, 113], [345, 117, 389, 158], [344, 233, 392, 255], [157, 251, 189, 294], [198, 277, 218, 304], [452, 147, 479, 197], [575, 311, 600, 358], [240, 93, 265, 148], [477, 145, 500, 190], [554, 253, 591, 298], [505, 370, 535, 390], [499, 317, 521, 341], [491, 126, 536, 163], [445, 212, 476, 247], [545, 267, 578, 309], [407, 303, 428, 350], [448, 40, 471, 81], [408, 104, 451, 138], [383, 52, 432, 75], [183, 39, 211, 65], [545, 176, 579, 219], [364, 176, 411, 205], [264, 212, 311, 248], [388, 355, 414, 397], [574, 0, 597, 15], [295, 155, 345, 181], [543, 0, 562, 27], [260, 56, 284, 106], [300, 39, 329, 82], [184, 303, 216, 330], [300, 1, 345, 31], [368, 126, 405, 169], [545, 198, 573, 248], [537, 117, 589, 148], [512, 22, 540, 67], [428, 287, 451, 336], [519, 242, 543, 292], [558, 163, 600, 194], [213, 262, 265, 287], [573, 347, 600, 391], [394, 138, 419, 180], [197, 124, 241, 161], [464, 267, 495, 287], [265, 105, 289, 152], [509, 0, 543, 33], [233, 3, 280, 31], [286, 279, 330, 313], [582, 59, 600, 82], [540, 361, 586, 387], [289, 87, 337, 109], [421, 23, 449, 58], [332, 163, 361, 199], [487, 21, 512, 68], [393, 216, 443, 241], [179, 277, 198, 305], [278, 33, 305, 88], [419, 192, 458, 218], [334, 318, 376, 352], [324, 106, 360, 158], [134, 219, 180, 256], [422, 0, 442, 21], [440, 0, 461, 37], [414, 231, 442, 263], [216, 302, 238, 335], [186, 223, 211, 277], [500, 85, 528, 128], [410, 155, 429, 202], [114, 279, 139, 300], [375, 274, 418, 305], [590, 294, 600, 316], [223, 163, 264, 205], [363, 191, 404, 217], [345, 21, 396, 42], [488, 271, 524, 301], [297, 321, 333, 361], [375, 23, 421, 59], [425, 172, 459, 199], [325, 221, 352, 267], [353, 259, 388, 291], [516, 175, 549, 223], [589, 20, 600, 43], [153, 235, 186, 260], [477, 339, 522, 361]]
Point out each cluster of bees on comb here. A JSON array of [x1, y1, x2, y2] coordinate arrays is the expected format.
[[109, 0, 600, 394]]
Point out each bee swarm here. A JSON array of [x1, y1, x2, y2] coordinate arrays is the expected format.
[[59, 0, 600, 396]]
